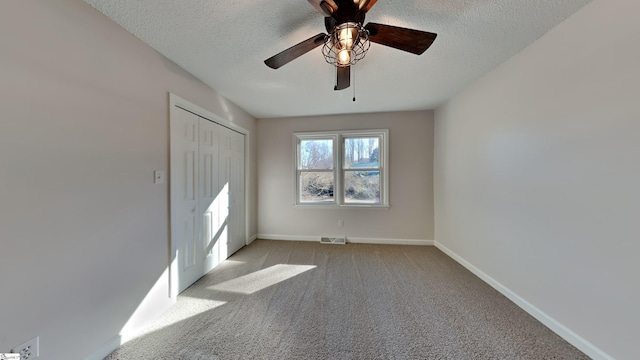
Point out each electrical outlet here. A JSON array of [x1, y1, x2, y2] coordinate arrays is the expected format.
[[11, 336, 39, 360], [338, 219, 344, 227]]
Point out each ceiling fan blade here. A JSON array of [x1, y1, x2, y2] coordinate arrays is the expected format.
[[307, 0, 338, 16], [357, 0, 377, 12], [364, 22, 437, 55], [334, 66, 350, 91], [264, 33, 326, 69]]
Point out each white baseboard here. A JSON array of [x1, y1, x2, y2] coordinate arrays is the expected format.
[[347, 237, 433, 246], [257, 234, 320, 242], [256, 234, 433, 246], [246, 234, 258, 245], [84, 335, 121, 360], [434, 241, 614, 360]]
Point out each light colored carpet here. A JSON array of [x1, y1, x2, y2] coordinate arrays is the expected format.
[[105, 240, 589, 359]]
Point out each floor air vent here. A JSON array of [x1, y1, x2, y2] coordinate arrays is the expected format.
[[320, 237, 346, 245]]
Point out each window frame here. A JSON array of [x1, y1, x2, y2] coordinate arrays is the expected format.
[[293, 129, 389, 208]]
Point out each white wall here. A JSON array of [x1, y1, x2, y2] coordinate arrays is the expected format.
[[0, 1, 257, 359], [434, 0, 639, 359], [257, 111, 434, 243]]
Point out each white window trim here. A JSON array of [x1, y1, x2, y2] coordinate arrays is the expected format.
[[293, 129, 389, 208]]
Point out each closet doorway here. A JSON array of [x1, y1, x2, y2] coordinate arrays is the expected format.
[[169, 94, 247, 295]]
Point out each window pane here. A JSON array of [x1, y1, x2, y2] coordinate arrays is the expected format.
[[300, 171, 334, 203], [344, 170, 380, 204], [344, 137, 379, 169], [300, 139, 333, 170]]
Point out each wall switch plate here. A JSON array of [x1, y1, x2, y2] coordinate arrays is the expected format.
[[154, 170, 165, 184], [11, 336, 39, 359]]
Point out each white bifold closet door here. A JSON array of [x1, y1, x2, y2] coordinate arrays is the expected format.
[[171, 107, 245, 293]]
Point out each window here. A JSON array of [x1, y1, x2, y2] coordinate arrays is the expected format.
[[294, 129, 388, 207]]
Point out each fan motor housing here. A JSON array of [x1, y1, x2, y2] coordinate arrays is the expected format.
[[324, 12, 366, 33]]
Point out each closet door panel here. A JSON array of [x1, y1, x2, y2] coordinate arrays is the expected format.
[[229, 130, 246, 255], [170, 108, 203, 292], [217, 127, 232, 259], [171, 104, 247, 294], [199, 118, 222, 273]]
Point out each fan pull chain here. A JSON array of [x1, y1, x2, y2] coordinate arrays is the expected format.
[[352, 66, 356, 102]]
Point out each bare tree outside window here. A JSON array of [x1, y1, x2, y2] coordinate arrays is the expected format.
[[295, 130, 388, 207], [344, 137, 380, 203], [299, 139, 334, 202]]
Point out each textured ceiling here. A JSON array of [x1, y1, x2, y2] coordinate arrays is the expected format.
[[83, 0, 592, 118]]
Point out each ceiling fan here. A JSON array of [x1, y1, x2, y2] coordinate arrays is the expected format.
[[264, 0, 437, 91]]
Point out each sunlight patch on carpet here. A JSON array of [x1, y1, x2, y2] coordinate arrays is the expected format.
[[207, 264, 316, 294], [132, 296, 227, 339]]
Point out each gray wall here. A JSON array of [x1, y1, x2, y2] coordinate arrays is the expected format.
[[257, 111, 434, 242], [0, 1, 257, 359], [434, 0, 639, 359]]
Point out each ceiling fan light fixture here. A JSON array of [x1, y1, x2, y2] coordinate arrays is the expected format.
[[322, 22, 370, 67], [337, 49, 351, 65], [267, 1, 436, 91], [338, 26, 357, 49]]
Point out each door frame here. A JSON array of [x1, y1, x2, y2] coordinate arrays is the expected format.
[[168, 93, 250, 300]]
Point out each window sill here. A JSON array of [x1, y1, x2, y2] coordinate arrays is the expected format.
[[294, 204, 390, 209]]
